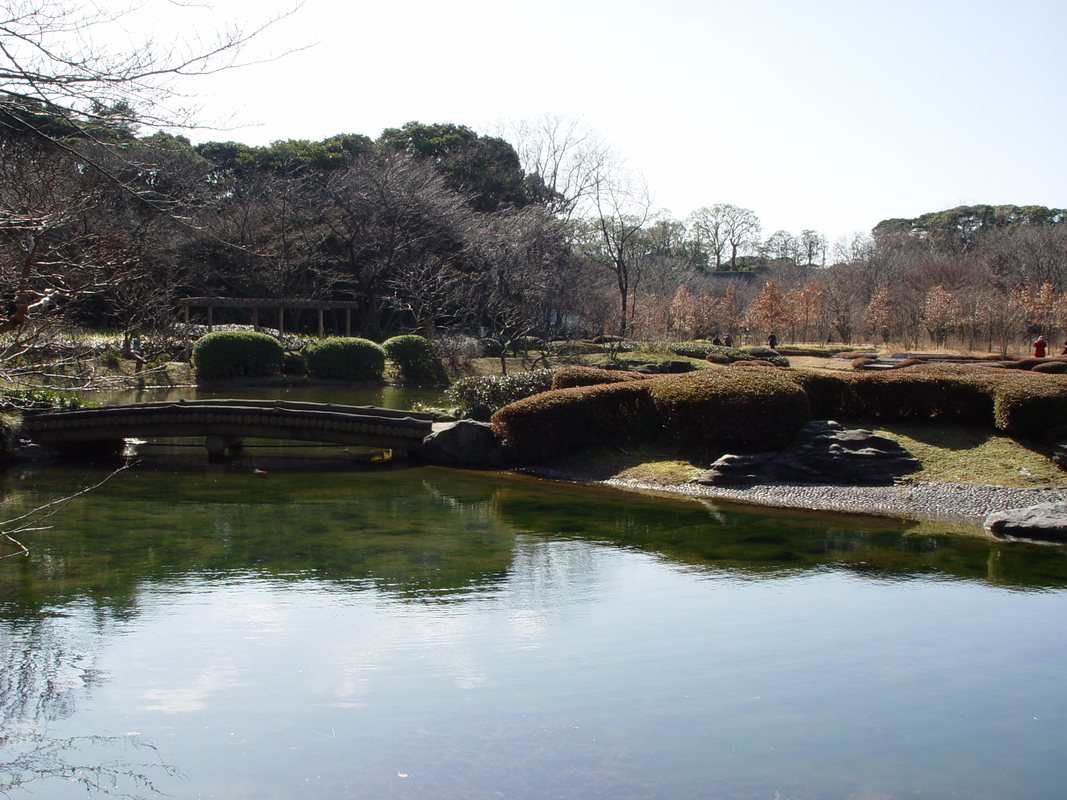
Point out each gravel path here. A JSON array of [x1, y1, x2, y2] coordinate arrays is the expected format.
[[520, 469, 1065, 526]]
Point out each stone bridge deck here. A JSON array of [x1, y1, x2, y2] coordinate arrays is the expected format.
[[22, 399, 436, 458]]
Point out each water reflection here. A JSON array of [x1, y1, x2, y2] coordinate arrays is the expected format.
[[2, 462, 1067, 799], [0, 603, 179, 797]]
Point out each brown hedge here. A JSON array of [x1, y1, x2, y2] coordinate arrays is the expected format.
[[788, 364, 1067, 437], [493, 369, 810, 461], [492, 364, 1067, 463], [491, 382, 657, 462], [551, 365, 649, 390], [644, 369, 810, 454]]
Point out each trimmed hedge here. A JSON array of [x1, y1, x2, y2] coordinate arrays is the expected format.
[[492, 368, 810, 462], [786, 364, 1067, 438], [785, 370, 853, 420], [551, 366, 650, 390], [383, 334, 445, 383], [490, 362, 1067, 463], [492, 382, 659, 462], [192, 330, 284, 381], [303, 337, 386, 381], [645, 369, 810, 454], [992, 373, 1067, 437]]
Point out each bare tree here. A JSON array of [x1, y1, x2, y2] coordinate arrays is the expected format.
[[720, 204, 761, 269], [687, 204, 760, 271], [500, 114, 617, 220], [799, 229, 828, 267], [579, 169, 653, 337], [0, 0, 296, 137], [465, 206, 571, 373], [319, 154, 472, 339]]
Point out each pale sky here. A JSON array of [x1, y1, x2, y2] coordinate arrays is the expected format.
[[153, 0, 1066, 244]]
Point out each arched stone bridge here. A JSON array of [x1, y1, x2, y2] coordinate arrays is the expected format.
[[22, 399, 436, 459]]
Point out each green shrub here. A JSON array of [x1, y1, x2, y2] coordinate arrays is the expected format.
[[552, 366, 649, 390], [446, 370, 556, 414], [303, 337, 385, 380], [645, 369, 810, 454], [478, 338, 504, 357], [492, 382, 658, 462], [192, 330, 284, 381], [383, 334, 445, 383]]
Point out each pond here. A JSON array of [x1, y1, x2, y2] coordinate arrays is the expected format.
[[3, 388, 1067, 799]]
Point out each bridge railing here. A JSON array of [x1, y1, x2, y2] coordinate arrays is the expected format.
[[22, 400, 437, 457]]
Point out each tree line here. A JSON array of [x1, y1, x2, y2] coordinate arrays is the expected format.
[[4, 0, 1067, 359], [5, 105, 1067, 358]]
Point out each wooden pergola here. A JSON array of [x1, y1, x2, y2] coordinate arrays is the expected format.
[[180, 298, 363, 339]]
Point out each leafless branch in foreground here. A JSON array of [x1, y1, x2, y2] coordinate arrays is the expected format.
[[0, 462, 130, 558]]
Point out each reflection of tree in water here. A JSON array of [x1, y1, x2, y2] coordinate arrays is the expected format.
[[0, 607, 178, 798]]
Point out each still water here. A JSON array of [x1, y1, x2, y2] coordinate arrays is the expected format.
[[2, 389, 1067, 799]]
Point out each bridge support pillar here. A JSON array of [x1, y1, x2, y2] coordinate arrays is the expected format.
[[205, 435, 244, 460]]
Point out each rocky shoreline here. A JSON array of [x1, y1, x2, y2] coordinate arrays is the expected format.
[[518, 466, 1066, 527]]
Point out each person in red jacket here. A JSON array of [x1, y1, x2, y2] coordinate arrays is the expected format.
[[1033, 335, 1047, 357]]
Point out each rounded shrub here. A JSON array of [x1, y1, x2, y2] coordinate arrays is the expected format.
[[191, 330, 284, 381], [303, 337, 386, 381], [383, 335, 445, 383], [478, 338, 504, 357]]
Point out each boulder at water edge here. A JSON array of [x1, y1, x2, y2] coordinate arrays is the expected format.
[[984, 503, 1067, 541], [419, 420, 506, 467]]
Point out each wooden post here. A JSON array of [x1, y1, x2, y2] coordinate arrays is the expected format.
[[207, 305, 214, 332], [345, 308, 352, 337], [317, 307, 325, 338], [252, 307, 259, 331], [182, 303, 191, 361], [278, 306, 285, 337]]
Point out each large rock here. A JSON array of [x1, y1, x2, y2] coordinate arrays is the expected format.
[[984, 503, 1067, 541], [694, 420, 921, 486], [419, 420, 506, 467]]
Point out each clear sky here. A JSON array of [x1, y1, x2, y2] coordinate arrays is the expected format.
[[157, 0, 1066, 244]]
